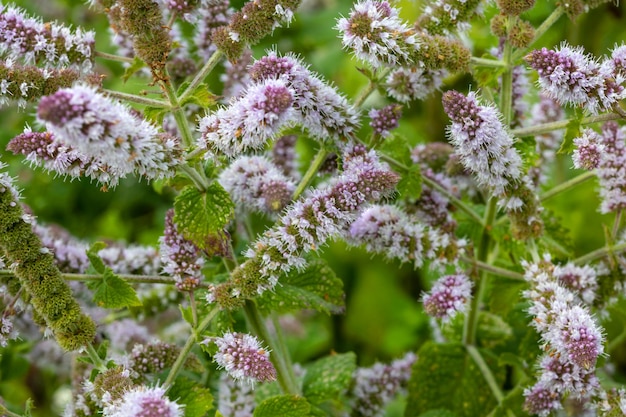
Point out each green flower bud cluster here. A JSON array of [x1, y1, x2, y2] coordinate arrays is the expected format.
[[0, 173, 96, 351]]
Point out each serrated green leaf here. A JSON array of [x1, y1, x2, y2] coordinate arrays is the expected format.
[[477, 311, 513, 347], [302, 352, 356, 405], [254, 395, 311, 417], [122, 57, 146, 82], [380, 134, 413, 166], [86, 242, 108, 274], [169, 377, 214, 417], [179, 305, 195, 327], [397, 164, 422, 200], [143, 106, 169, 125], [405, 342, 504, 417], [173, 184, 234, 250], [89, 269, 142, 309], [257, 260, 345, 315], [558, 111, 583, 155], [180, 83, 219, 108]]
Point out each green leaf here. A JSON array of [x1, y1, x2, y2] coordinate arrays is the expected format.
[[173, 183, 234, 250], [180, 83, 219, 108], [397, 164, 422, 201], [179, 304, 195, 327], [169, 377, 214, 417], [477, 312, 513, 347], [257, 260, 345, 315], [86, 241, 108, 274], [254, 395, 311, 417], [558, 111, 583, 155], [143, 106, 169, 125], [379, 134, 413, 166], [89, 269, 142, 309], [418, 410, 458, 417], [302, 352, 356, 405], [122, 57, 146, 82], [405, 342, 504, 417]]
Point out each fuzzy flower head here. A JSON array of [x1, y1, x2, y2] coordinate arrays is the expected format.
[[422, 274, 473, 322], [249, 51, 361, 142], [198, 78, 295, 157], [572, 128, 604, 170], [159, 209, 205, 292], [369, 104, 402, 138], [523, 382, 563, 417], [0, 4, 95, 70], [102, 385, 183, 417], [0, 316, 18, 347], [525, 43, 626, 115], [336, 0, 419, 69], [415, 0, 482, 35], [37, 85, 181, 186], [594, 122, 626, 213], [211, 332, 276, 385], [385, 67, 446, 103]]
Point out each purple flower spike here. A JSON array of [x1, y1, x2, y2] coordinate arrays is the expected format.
[[595, 122, 626, 213], [422, 274, 472, 322], [369, 104, 402, 138], [211, 332, 277, 385], [523, 383, 562, 417], [159, 209, 205, 292], [336, 0, 419, 68], [573, 129, 604, 171], [198, 78, 295, 157], [525, 43, 626, 115]]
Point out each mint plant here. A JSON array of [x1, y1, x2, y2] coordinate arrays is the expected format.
[[1, 0, 626, 416]]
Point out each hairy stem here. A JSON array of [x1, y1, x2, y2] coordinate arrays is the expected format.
[[179, 49, 224, 105], [470, 57, 507, 68], [540, 171, 595, 202], [101, 89, 170, 108], [573, 241, 626, 265], [95, 50, 135, 64], [164, 306, 220, 388], [511, 113, 622, 137], [292, 148, 329, 200], [85, 342, 108, 372], [461, 256, 524, 280], [511, 7, 564, 63]]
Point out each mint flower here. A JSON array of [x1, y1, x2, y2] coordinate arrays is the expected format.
[[271, 134, 299, 179], [221, 48, 253, 100], [350, 352, 416, 417], [217, 373, 255, 417], [593, 122, 626, 213], [160, 209, 205, 292], [0, 4, 95, 69], [36, 85, 181, 186], [442, 90, 543, 239], [337, 0, 419, 69], [523, 383, 562, 417], [102, 385, 183, 417], [573, 129, 604, 171], [415, 0, 482, 35], [219, 155, 295, 215], [211, 332, 277, 385], [422, 274, 473, 322], [349, 204, 461, 268], [525, 43, 626, 115], [250, 51, 360, 142], [192, 0, 231, 60], [209, 145, 399, 305], [369, 105, 402, 138], [385, 67, 446, 103], [198, 78, 295, 158], [0, 316, 18, 347]]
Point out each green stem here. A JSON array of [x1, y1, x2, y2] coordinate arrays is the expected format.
[[466, 345, 505, 403], [101, 89, 170, 108], [95, 50, 135, 64], [353, 68, 391, 107], [164, 306, 220, 388], [463, 198, 498, 346], [511, 113, 622, 137], [573, 241, 626, 265], [272, 314, 298, 389], [539, 171, 595, 202], [613, 210, 623, 240], [511, 7, 565, 63], [292, 148, 329, 200], [0, 404, 23, 417], [85, 342, 108, 372], [179, 49, 224, 105], [470, 57, 507, 68], [244, 300, 299, 395], [461, 256, 524, 280], [179, 164, 210, 192], [499, 35, 514, 125]]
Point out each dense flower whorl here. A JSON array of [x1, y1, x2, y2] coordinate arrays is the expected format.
[[219, 155, 295, 215], [348, 204, 461, 268], [198, 78, 295, 157], [369, 105, 402, 138], [336, 0, 419, 69], [385, 67, 446, 103], [422, 274, 472, 322], [0, 4, 95, 69], [36, 85, 181, 186], [415, 0, 482, 35], [594, 122, 626, 213], [525, 43, 626, 115], [442, 90, 543, 239], [102, 385, 183, 417], [159, 209, 205, 292], [572, 129, 604, 170], [211, 332, 277, 385], [217, 373, 255, 417], [350, 352, 417, 417], [249, 51, 361, 141]]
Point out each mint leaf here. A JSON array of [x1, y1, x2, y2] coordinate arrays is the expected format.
[[254, 395, 311, 417], [173, 183, 234, 251], [90, 269, 142, 308], [397, 164, 422, 201], [169, 377, 214, 417], [86, 241, 107, 274], [302, 352, 356, 405], [257, 260, 345, 315], [122, 57, 145, 82]]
